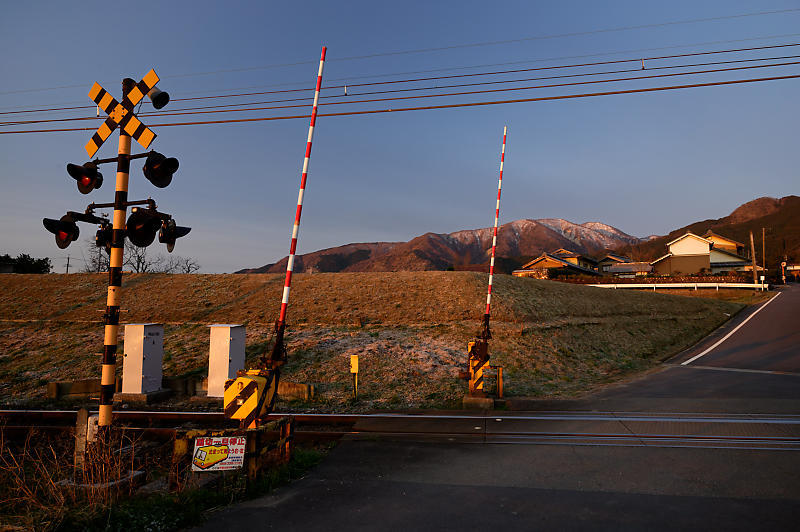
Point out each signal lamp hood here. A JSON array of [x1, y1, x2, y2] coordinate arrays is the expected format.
[[66, 162, 103, 194], [159, 219, 191, 253], [43, 215, 80, 249], [126, 208, 161, 247], [142, 151, 179, 188]]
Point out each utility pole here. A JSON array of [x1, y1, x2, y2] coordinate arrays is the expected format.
[[762, 227, 766, 279], [749, 230, 758, 290], [64, 255, 70, 274]]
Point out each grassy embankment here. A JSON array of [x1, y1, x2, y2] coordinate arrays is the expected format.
[[0, 272, 745, 409]]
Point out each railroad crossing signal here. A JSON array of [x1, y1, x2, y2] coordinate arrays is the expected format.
[[41, 69, 186, 438], [85, 69, 161, 157]]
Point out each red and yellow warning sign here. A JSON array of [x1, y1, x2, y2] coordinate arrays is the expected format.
[[191, 436, 246, 471]]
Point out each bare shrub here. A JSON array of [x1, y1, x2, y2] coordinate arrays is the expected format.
[[0, 428, 168, 530]]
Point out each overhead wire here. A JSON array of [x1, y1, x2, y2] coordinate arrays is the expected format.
[[3, 31, 800, 113], [1, 54, 798, 127], [318, 32, 800, 83], [2, 41, 799, 119], [2, 73, 797, 135], [150, 74, 800, 125], [3, 7, 797, 98], [127, 31, 800, 98], [148, 60, 800, 119], [325, 8, 800, 61]]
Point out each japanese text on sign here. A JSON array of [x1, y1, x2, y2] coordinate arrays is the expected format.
[[192, 436, 246, 471]]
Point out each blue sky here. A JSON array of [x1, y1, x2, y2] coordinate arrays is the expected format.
[[1, 0, 798, 272]]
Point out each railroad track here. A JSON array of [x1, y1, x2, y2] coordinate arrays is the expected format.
[[3, 410, 799, 451]]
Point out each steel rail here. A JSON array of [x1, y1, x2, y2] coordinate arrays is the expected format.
[[4, 411, 799, 450], [3, 410, 800, 424], [4, 424, 797, 446]]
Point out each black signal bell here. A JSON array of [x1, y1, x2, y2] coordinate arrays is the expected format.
[[159, 219, 191, 253], [67, 162, 103, 194], [147, 86, 170, 110], [43, 215, 80, 249], [126, 208, 162, 247], [142, 151, 179, 188]]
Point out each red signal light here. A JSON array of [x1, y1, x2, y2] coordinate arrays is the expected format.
[[43, 216, 80, 249], [67, 162, 103, 194]]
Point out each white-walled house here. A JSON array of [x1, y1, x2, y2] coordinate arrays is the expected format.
[[651, 232, 755, 275]]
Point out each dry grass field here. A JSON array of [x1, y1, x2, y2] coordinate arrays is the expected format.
[[0, 272, 745, 410]]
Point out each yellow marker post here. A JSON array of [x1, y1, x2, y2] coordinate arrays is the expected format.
[[350, 355, 359, 399]]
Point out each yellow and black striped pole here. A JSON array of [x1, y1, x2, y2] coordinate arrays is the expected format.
[[468, 340, 489, 396], [98, 78, 134, 435]]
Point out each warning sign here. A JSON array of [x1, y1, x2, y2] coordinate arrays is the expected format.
[[191, 436, 246, 471]]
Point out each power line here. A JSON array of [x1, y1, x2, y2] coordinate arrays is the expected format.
[[136, 32, 800, 98], [4, 41, 799, 117], [143, 74, 800, 126], [328, 8, 800, 62], [2, 8, 798, 97], [2, 74, 796, 134], [158, 61, 797, 118], [320, 32, 800, 84], [4, 57, 798, 127]]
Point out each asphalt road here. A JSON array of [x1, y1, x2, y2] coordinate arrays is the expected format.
[[195, 284, 800, 531]]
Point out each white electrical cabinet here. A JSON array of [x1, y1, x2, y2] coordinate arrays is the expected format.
[[207, 324, 246, 397], [122, 323, 164, 394]]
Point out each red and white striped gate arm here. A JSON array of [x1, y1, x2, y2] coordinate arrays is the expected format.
[[280, 46, 327, 324], [485, 125, 507, 316]]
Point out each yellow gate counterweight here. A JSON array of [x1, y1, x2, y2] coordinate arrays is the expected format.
[[224, 369, 278, 428]]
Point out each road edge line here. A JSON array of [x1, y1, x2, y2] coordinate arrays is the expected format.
[[681, 292, 783, 366]]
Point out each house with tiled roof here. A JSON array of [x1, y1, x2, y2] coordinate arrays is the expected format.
[[704, 230, 746, 256], [512, 250, 600, 279], [549, 249, 599, 270], [596, 252, 631, 273], [607, 261, 652, 277]]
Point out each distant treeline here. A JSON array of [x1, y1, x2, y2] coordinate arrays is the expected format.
[[1, 253, 52, 274]]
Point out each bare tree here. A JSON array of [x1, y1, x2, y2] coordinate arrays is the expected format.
[[175, 256, 200, 274], [82, 236, 200, 273], [154, 254, 201, 274], [124, 240, 159, 273], [81, 237, 109, 273]]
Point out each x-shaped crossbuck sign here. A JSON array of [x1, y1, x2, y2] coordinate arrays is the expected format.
[[85, 69, 161, 157]]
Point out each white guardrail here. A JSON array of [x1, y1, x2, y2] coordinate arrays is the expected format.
[[588, 282, 768, 291]]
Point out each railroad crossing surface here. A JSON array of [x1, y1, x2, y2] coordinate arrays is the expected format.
[[196, 285, 800, 531]]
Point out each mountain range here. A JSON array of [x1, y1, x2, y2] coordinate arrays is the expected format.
[[238, 195, 798, 274], [237, 218, 641, 274]]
